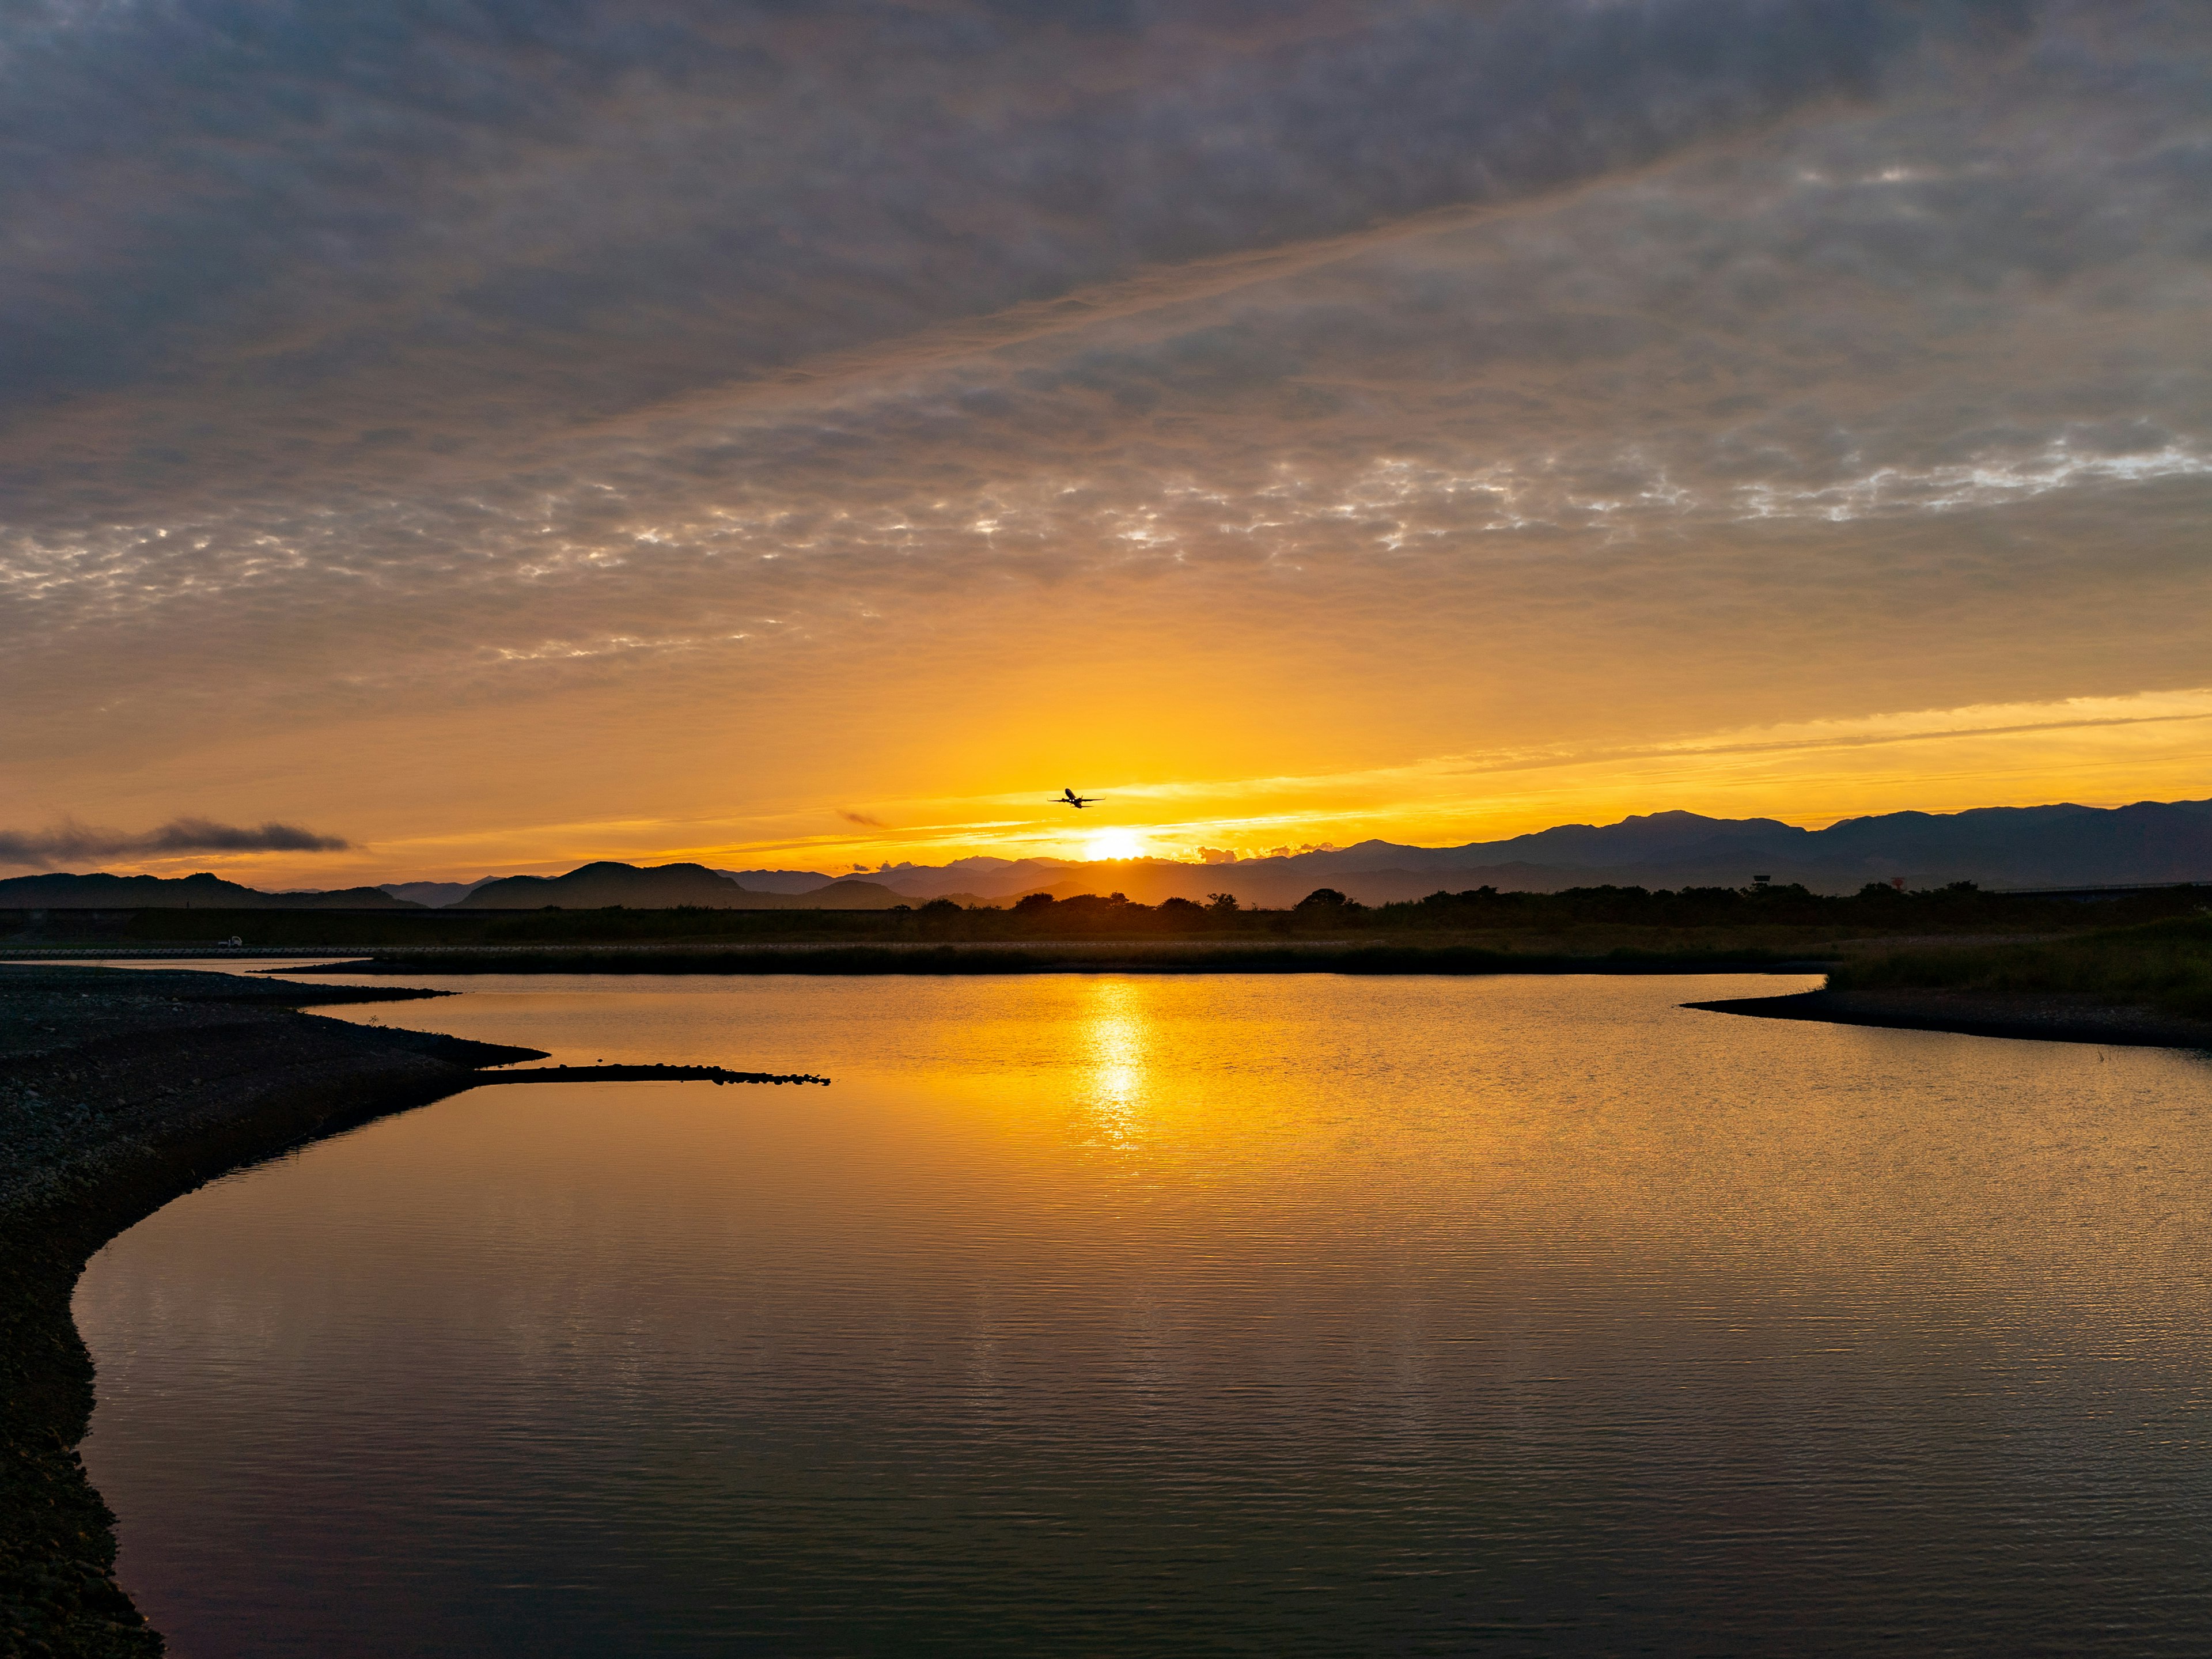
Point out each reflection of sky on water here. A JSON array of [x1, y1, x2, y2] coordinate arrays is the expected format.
[[74, 974, 2212, 1658]]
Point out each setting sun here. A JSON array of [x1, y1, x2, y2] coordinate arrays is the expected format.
[[1085, 829, 1145, 862]]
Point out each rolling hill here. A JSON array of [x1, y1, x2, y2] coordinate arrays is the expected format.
[[0, 872, 423, 909], [982, 800, 2212, 907], [459, 862, 914, 910]]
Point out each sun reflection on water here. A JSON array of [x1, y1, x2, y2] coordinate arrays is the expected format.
[[1078, 978, 1152, 1149]]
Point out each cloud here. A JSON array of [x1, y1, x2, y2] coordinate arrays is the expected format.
[[0, 0, 2029, 525], [838, 810, 888, 828], [0, 817, 351, 868]]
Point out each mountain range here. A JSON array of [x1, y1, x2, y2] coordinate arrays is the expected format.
[[458, 862, 934, 910], [0, 872, 419, 910], [1107, 798, 2212, 907], [3, 798, 2207, 910], [757, 798, 2212, 906]]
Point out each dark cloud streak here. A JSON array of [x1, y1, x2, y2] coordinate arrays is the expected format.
[[0, 818, 352, 868]]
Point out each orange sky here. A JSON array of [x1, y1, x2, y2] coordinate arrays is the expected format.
[[23, 677, 2212, 887]]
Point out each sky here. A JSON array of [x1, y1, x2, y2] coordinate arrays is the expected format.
[[3, 0, 2208, 884]]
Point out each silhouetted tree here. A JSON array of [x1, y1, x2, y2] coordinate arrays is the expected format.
[[1056, 892, 1134, 916]]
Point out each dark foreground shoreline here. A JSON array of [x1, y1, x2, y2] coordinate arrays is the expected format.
[[1, 962, 850, 1654], [1688, 987, 2212, 1050], [0, 965, 565, 1656]]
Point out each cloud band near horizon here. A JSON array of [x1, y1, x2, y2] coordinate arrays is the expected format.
[[0, 819, 353, 869]]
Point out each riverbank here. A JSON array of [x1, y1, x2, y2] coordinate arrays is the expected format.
[[1825, 915, 2212, 1020], [1687, 987, 2212, 1049], [0, 965, 547, 1657], [1691, 915, 2212, 1050]]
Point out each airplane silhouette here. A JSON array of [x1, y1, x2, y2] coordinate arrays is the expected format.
[[1058, 787, 1096, 809]]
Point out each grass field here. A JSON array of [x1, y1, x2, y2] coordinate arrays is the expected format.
[[1828, 915, 2212, 1021], [6, 881, 2206, 963]]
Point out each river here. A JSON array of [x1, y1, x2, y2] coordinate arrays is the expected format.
[[73, 972, 2212, 1654]]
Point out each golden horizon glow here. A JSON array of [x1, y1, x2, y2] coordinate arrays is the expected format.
[[54, 681, 2212, 885]]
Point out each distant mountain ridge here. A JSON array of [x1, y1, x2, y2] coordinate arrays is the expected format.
[[460, 862, 915, 910], [783, 800, 2212, 906], [711, 869, 841, 895], [435, 798, 2212, 909], [378, 877, 497, 907], [0, 872, 422, 909], [8, 798, 2208, 910], [1020, 800, 2212, 906], [1280, 799, 2212, 892]]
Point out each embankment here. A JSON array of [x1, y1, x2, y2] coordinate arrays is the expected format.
[[1691, 917, 2212, 1048], [1686, 986, 2212, 1048]]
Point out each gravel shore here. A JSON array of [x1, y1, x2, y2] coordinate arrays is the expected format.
[[0, 965, 543, 1657]]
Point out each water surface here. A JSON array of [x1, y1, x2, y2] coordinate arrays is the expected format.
[[76, 973, 2212, 1654]]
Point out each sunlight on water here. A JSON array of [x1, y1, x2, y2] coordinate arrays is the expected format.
[[73, 974, 2212, 1657], [1079, 979, 1150, 1150]]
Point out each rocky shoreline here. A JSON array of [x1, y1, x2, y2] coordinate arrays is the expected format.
[[0, 965, 547, 1657], [1687, 986, 2212, 1050]]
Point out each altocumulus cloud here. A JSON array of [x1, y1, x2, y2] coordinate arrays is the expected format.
[[0, 819, 352, 868], [0, 1, 2037, 533], [0, 0, 2205, 767]]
